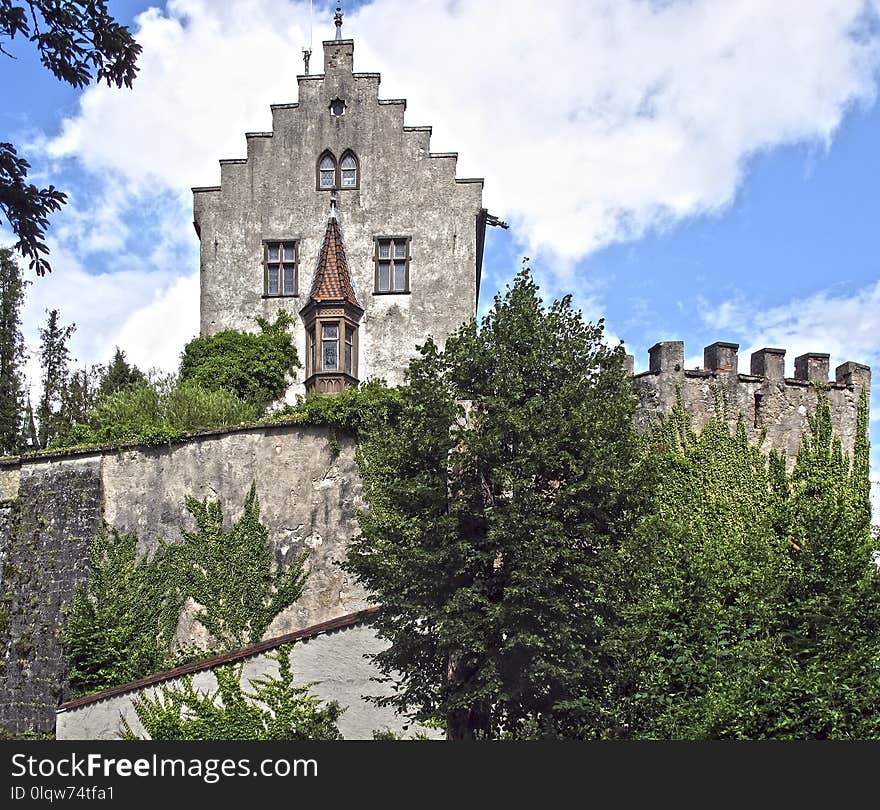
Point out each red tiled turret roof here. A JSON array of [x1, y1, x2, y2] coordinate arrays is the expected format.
[[306, 210, 361, 309]]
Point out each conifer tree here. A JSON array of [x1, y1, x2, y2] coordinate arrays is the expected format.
[[346, 266, 650, 739], [98, 347, 143, 398], [0, 248, 27, 454], [35, 308, 75, 448]]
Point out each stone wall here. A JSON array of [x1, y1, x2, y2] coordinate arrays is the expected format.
[[56, 619, 429, 741], [0, 458, 103, 734], [0, 423, 368, 734], [632, 341, 871, 461]]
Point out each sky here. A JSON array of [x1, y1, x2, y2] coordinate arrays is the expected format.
[[2, 0, 880, 512]]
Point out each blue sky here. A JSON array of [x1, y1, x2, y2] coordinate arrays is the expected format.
[[2, 0, 880, 510]]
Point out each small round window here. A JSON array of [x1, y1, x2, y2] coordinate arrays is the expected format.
[[330, 98, 346, 117]]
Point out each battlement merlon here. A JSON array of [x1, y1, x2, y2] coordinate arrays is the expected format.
[[631, 340, 870, 390], [629, 339, 870, 462]]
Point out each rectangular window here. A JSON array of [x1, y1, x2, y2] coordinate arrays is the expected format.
[[264, 240, 297, 297], [322, 323, 339, 371], [344, 325, 354, 374], [375, 237, 410, 293], [308, 327, 316, 376]]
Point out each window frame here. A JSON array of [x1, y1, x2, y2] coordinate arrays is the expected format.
[[373, 236, 411, 295], [262, 239, 299, 298], [339, 150, 360, 191], [304, 315, 360, 382], [316, 150, 337, 191], [321, 321, 340, 372], [316, 149, 359, 191]]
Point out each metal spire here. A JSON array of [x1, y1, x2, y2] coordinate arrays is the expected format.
[[334, 4, 343, 40]]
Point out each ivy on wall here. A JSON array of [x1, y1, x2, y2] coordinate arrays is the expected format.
[[603, 391, 880, 739], [62, 483, 308, 696], [167, 483, 307, 650], [179, 311, 300, 412], [63, 529, 178, 695], [120, 646, 343, 740]]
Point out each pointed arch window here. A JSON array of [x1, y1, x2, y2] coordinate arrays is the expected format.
[[340, 151, 359, 189], [318, 151, 337, 190]]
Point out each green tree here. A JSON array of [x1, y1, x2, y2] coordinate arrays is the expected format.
[[120, 646, 343, 741], [345, 267, 650, 739], [0, 248, 27, 454], [0, 1, 141, 275], [35, 308, 75, 448], [56, 364, 103, 443], [22, 394, 37, 450], [608, 393, 880, 739], [98, 347, 143, 398], [179, 311, 300, 412], [63, 528, 178, 696], [168, 483, 308, 649]]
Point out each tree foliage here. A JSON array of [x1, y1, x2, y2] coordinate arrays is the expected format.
[[67, 375, 258, 448], [0, 1, 141, 274], [120, 646, 343, 741], [179, 311, 300, 412], [345, 267, 651, 739], [63, 528, 177, 696], [98, 347, 144, 398], [35, 308, 75, 448], [605, 392, 880, 739], [0, 248, 27, 454]]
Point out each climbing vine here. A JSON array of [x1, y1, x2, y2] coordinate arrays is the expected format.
[[63, 529, 177, 695], [603, 390, 880, 739], [166, 482, 308, 650], [120, 645, 343, 740], [62, 483, 308, 695]]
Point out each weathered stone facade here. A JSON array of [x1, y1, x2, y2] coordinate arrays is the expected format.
[[631, 341, 871, 461], [195, 37, 485, 399], [0, 458, 103, 734], [0, 423, 368, 734]]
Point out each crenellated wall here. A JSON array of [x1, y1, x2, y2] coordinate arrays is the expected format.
[[631, 340, 871, 461]]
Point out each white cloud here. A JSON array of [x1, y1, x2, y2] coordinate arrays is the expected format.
[[19, 240, 200, 388], [41, 0, 880, 266], [699, 280, 880, 373]]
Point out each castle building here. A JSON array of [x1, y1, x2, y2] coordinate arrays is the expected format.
[[192, 28, 488, 398], [0, 12, 873, 741]]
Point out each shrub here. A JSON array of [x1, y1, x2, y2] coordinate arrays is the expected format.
[[120, 646, 343, 740], [179, 311, 299, 412]]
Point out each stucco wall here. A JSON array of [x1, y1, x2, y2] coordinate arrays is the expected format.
[[56, 623, 424, 741], [100, 423, 370, 636], [194, 39, 484, 399], [0, 422, 369, 734]]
